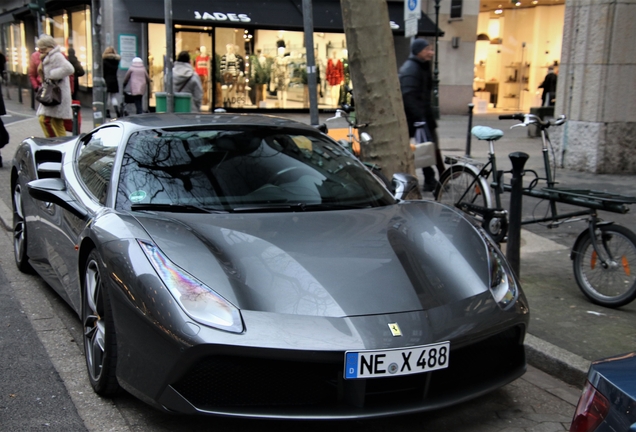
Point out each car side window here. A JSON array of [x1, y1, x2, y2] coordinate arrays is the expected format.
[[77, 126, 123, 205]]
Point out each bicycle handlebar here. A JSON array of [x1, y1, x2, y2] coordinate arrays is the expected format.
[[498, 112, 567, 130], [498, 113, 525, 121]]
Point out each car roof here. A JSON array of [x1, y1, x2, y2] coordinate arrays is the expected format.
[[115, 113, 319, 133]]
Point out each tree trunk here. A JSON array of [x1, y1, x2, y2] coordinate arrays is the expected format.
[[340, 0, 414, 179]]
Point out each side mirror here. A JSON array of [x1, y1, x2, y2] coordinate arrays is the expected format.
[[27, 178, 89, 220], [392, 173, 419, 200], [315, 123, 328, 134]]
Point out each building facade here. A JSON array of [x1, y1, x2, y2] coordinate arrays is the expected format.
[[1, 1, 634, 173]]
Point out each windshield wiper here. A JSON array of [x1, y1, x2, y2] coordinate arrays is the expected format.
[[130, 203, 228, 214], [231, 202, 373, 213]]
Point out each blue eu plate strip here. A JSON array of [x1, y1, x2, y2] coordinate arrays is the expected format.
[[345, 352, 358, 378]]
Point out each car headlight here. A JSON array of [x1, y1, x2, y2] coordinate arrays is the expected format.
[[485, 237, 518, 308], [138, 240, 244, 333]]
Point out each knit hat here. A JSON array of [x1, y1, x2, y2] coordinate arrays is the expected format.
[[132, 57, 143, 67], [411, 38, 429, 55], [37, 34, 57, 50]]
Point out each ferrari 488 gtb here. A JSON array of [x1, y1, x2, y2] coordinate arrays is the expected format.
[[11, 113, 529, 419]]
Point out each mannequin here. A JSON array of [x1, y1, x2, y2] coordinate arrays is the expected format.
[[254, 49, 269, 106], [220, 44, 242, 107], [272, 46, 288, 108], [195, 46, 210, 105], [326, 50, 344, 107]]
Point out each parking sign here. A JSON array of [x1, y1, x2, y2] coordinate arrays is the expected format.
[[404, 0, 422, 21]]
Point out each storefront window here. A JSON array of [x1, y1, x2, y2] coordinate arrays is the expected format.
[[5, 23, 28, 74], [145, 24, 351, 112], [148, 23, 166, 108], [213, 28, 350, 110], [48, 14, 67, 49], [71, 7, 92, 88]]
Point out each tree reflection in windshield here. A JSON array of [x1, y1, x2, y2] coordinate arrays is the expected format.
[[116, 126, 395, 212]]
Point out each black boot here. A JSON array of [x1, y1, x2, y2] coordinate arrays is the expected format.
[[106, 109, 111, 118]]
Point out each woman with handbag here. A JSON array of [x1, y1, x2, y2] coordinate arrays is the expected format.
[[122, 57, 150, 114], [35, 34, 74, 137]]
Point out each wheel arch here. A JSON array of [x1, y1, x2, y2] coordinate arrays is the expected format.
[[78, 237, 98, 293]]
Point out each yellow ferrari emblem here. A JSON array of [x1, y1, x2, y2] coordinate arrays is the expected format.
[[388, 323, 402, 337]]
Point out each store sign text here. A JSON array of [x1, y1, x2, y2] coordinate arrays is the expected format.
[[194, 11, 251, 23]]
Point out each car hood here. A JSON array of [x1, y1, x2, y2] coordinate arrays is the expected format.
[[134, 201, 493, 317]]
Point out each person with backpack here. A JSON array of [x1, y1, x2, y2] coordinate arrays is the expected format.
[[172, 51, 203, 112]]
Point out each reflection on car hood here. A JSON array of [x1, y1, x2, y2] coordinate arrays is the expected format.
[[135, 201, 491, 317]]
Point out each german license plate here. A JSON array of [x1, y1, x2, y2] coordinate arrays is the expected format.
[[344, 341, 450, 379]]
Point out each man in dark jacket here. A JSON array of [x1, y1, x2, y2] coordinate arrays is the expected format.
[[539, 67, 557, 106], [399, 38, 444, 192]]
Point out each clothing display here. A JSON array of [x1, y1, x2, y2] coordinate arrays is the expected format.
[[196, 47, 211, 106], [273, 55, 288, 91], [195, 53, 210, 76], [326, 58, 344, 86]]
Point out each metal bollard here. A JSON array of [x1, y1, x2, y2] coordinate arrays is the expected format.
[[465, 103, 474, 157], [71, 103, 81, 135], [505, 151, 529, 279]]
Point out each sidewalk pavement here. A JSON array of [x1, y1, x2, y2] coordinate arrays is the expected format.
[[1, 87, 635, 390]]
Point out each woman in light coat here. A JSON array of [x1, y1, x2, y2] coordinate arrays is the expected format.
[[36, 34, 74, 137], [122, 57, 150, 114]]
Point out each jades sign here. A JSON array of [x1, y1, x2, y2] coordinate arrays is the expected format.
[[194, 11, 251, 22]]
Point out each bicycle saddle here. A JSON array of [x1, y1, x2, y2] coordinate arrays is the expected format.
[[471, 126, 504, 141]]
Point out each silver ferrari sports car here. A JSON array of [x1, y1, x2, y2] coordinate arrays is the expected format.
[[11, 113, 529, 419]]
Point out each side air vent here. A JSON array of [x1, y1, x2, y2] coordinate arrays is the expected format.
[[35, 150, 63, 179]]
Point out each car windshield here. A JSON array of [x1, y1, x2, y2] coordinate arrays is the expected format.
[[115, 126, 396, 212]]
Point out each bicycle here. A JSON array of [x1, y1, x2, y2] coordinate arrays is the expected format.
[[436, 112, 636, 308]]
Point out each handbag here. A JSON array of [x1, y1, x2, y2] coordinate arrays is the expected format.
[[411, 121, 436, 168], [36, 78, 62, 107], [123, 91, 135, 103]]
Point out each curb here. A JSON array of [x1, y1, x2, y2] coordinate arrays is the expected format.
[[524, 334, 590, 389]]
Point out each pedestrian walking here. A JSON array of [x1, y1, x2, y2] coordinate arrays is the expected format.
[[172, 51, 203, 112], [122, 57, 151, 114], [0, 50, 6, 82], [0, 76, 9, 167], [399, 38, 445, 192], [539, 66, 558, 107], [102, 46, 121, 117], [67, 47, 85, 100], [35, 34, 74, 137], [28, 50, 42, 92]]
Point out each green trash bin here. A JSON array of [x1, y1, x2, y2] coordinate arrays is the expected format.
[[155, 92, 167, 113], [174, 92, 192, 113]]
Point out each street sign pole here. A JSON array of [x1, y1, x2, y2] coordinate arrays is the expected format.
[[302, 0, 319, 126], [164, 0, 174, 113], [404, 0, 421, 41]]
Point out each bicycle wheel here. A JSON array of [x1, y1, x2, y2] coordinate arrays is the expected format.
[[572, 224, 636, 308], [436, 165, 505, 241]]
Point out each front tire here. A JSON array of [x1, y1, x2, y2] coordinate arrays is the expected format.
[[13, 183, 33, 273], [83, 249, 119, 395], [573, 225, 636, 308]]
